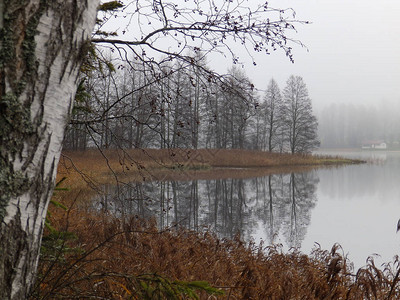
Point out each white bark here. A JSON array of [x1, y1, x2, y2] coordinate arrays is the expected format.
[[0, 1, 99, 298]]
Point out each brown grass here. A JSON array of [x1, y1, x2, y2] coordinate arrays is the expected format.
[[32, 208, 400, 299], [58, 148, 362, 189], [35, 148, 383, 299]]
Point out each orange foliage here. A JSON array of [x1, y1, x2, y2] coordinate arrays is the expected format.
[[33, 207, 400, 299], [32, 149, 379, 299]]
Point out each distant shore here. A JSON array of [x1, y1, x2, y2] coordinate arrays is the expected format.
[[57, 148, 364, 185]]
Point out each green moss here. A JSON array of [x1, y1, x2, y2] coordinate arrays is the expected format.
[[0, 1, 47, 219], [22, 0, 48, 77], [0, 92, 33, 222], [0, 166, 28, 222], [0, 0, 48, 92], [0, 14, 17, 70], [98, 1, 123, 12], [0, 92, 34, 155]]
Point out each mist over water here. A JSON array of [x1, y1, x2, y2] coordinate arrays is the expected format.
[[303, 150, 400, 268], [318, 102, 400, 149]]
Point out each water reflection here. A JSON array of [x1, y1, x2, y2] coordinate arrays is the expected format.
[[94, 171, 319, 249], [92, 151, 400, 268]]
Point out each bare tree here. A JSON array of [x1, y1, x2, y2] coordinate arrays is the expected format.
[[282, 75, 320, 153], [262, 78, 284, 151], [1, 0, 306, 297], [93, 1, 305, 67], [87, 1, 307, 148]]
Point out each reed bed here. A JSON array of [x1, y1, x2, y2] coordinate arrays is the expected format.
[[32, 207, 400, 299], [61, 148, 360, 171], [58, 148, 362, 188], [39, 148, 378, 299]]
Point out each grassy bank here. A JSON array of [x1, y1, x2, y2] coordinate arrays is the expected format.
[[58, 148, 362, 189]]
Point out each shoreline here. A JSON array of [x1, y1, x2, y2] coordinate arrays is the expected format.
[[57, 148, 364, 185]]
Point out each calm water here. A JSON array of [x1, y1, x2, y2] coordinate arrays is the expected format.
[[94, 150, 400, 269]]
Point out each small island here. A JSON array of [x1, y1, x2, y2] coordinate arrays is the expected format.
[[57, 148, 364, 185]]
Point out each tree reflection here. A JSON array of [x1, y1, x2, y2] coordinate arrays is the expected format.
[[95, 171, 319, 248], [284, 172, 318, 248]]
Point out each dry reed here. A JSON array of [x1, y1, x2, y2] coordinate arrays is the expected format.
[[58, 148, 362, 189], [32, 204, 400, 299], [34, 148, 379, 299]]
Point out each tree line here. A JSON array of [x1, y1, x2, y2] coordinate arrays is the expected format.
[[0, 0, 312, 297], [64, 58, 320, 154]]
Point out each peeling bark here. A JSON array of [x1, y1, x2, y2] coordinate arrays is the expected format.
[[0, 1, 98, 298]]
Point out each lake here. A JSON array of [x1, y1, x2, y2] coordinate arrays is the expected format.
[[94, 149, 400, 269]]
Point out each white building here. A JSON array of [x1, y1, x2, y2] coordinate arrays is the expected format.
[[361, 141, 387, 150]]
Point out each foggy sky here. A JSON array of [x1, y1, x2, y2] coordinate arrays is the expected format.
[[102, 0, 400, 111], [225, 0, 400, 111]]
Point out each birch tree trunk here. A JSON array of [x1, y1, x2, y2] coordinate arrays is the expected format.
[[0, 1, 98, 298]]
